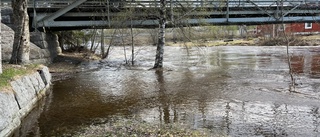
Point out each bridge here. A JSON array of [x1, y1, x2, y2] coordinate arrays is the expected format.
[[1, 0, 320, 31]]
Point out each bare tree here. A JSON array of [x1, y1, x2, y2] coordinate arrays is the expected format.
[[130, 16, 134, 65], [10, 0, 30, 64], [90, 29, 98, 52], [101, 29, 105, 57], [154, 0, 167, 68], [280, 24, 296, 92]]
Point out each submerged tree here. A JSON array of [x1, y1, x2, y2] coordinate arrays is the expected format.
[[10, 0, 30, 64], [154, 0, 167, 68]]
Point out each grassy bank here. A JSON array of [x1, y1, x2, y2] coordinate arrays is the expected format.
[[0, 64, 41, 89]]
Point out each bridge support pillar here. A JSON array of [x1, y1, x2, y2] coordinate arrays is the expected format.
[[30, 32, 62, 61]]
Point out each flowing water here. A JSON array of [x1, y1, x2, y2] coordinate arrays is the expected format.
[[15, 46, 320, 136]]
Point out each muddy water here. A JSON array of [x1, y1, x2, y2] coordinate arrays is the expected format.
[[18, 46, 320, 136]]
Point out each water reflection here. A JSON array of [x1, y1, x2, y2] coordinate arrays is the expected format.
[[19, 46, 320, 136], [155, 70, 170, 124], [311, 55, 320, 75], [291, 55, 305, 74], [135, 99, 320, 136], [290, 54, 320, 75], [13, 88, 52, 137]]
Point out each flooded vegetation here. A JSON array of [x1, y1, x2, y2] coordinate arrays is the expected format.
[[16, 46, 320, 136]]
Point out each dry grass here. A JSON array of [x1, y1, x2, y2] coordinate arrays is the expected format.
[[259, 36, 310, 46], [301, 34, 320, 40], [167, 38, 256, 47]]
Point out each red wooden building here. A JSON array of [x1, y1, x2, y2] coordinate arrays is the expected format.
[[256, 23, 320, 37]]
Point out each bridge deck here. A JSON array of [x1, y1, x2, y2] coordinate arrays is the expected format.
[[1, 0, 320, 30]]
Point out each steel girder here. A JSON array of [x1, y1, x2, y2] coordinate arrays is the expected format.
[[26, 0, 320, 30]]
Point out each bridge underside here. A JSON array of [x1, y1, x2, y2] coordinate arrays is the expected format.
[[26, 0, 320, 31]]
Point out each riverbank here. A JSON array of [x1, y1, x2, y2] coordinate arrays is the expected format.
[[167, 35, 320, 47], [46, 34, 320, 80], [0, 65, 51, 137], [48, 52, 100, 81]]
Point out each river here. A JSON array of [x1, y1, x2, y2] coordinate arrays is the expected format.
[[14, 46, 320, 136]]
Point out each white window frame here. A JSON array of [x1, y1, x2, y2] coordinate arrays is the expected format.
[[278, 24, 285, 31], [305, 23, 312, 29]]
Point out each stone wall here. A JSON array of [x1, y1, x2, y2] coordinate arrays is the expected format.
[[0, 66, 51, 137], [30, 32, 62, 60]]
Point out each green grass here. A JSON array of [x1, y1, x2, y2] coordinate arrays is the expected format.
[[0, 64, 41, 89], [0, 68, 27, 88]]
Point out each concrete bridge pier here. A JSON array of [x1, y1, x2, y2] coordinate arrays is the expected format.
[[30, 32, 62, 61]]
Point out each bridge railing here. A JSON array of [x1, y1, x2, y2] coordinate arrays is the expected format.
[[46, 0, 319, 8], [0, 0, 320, 9], [0, 1, 11, 8], [1, 0, 319, 9]]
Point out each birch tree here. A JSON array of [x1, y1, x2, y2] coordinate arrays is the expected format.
[[154, 0, 166, 68], [10, 0, 30, 64]]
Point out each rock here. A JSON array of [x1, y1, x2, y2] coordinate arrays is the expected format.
[[31, 41, 49, 49], [1, 23, 53, 64], [29, 43, 51, 59], [0, 91, 20, 137], [28, 73, 46, 94], [1, 23, 14, 61], [10, 77, 37, 110], [38, 66, 51, 85]]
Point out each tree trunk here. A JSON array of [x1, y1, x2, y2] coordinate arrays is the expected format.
[[10, 0, 30, 64], [153, 0, 166, 68], [101, 29, 105, 57], [90, 29, 97, 52], [58, 32, 65, 52], [130, 16, 135, 65]]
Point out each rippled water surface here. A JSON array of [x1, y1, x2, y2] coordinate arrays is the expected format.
[[17, 46, 320, 136]]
